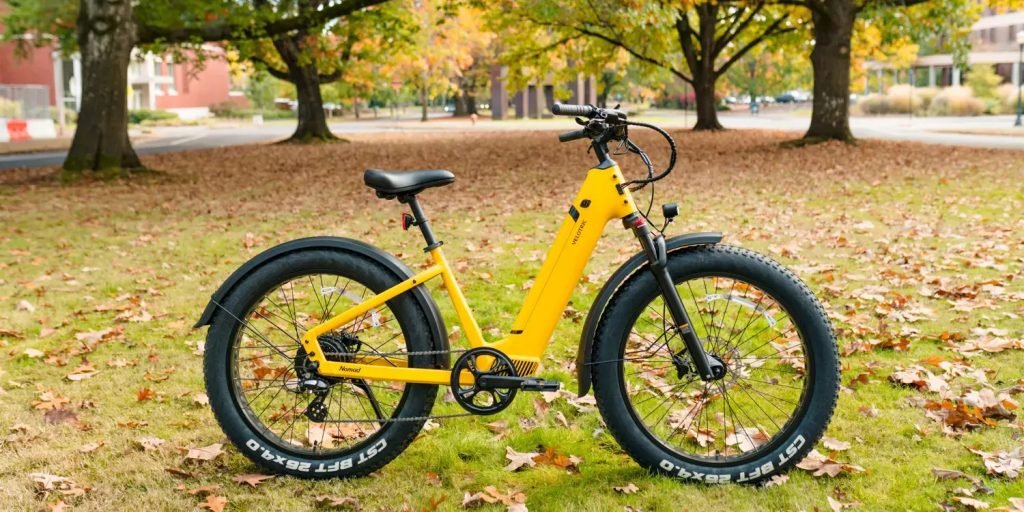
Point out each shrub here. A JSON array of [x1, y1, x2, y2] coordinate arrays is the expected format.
[[928, 86, 985, 116], [883, 85, 924, 114], [857, 94, 891, 114], [0, 97, 23, 118], [129, 109, 179, 124], [210, 101, 296, 120], [997, 84, 1022, 114], [913, 87, 938, 112], [966, 65, 1002, 101]]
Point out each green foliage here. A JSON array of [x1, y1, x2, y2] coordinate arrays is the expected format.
[[209, 102, 296, 119], [128, 109, 179, 124], [491, 0, 805, 94], [965, 64, 1003, 101], [1, 0, 78, 55], [244, 70, 279, 111]]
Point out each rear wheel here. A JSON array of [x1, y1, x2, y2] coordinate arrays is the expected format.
[[592, 245, 839, 483], [204, 248, 438, 478]]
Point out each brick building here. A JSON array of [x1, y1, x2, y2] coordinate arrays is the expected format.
[[0, 19, 236, 120]]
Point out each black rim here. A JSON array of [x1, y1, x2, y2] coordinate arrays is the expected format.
[[618, 272, 813, 466], [226, 271, 414, 457]]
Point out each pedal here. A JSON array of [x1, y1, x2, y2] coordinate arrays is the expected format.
[[520, 378, 561, 392]]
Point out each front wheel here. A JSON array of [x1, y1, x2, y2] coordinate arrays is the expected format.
[[591, 245, 839, 484]]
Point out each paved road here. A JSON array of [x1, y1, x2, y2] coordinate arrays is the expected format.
[[0, 111, 1020, 170], [716, 112, 1024, 150]]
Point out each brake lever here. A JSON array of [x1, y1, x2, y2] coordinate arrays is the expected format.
[[574, 117, 587, 126]]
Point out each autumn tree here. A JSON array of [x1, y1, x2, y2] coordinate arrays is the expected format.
[[240, 1, 408, 142], [389, 1, 496, 121], [2, 0, 387, 174], [773, 0, 1014, 142], [495, 0, 799, 130]]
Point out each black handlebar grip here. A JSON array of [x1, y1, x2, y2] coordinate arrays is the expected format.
[[551, 103, 594, 117], [558, 129, 588, 143]]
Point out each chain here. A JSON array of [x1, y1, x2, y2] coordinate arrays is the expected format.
[[212, 299, 483, 423]]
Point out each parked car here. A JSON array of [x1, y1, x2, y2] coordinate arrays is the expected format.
[[775, 93, 796, 103]]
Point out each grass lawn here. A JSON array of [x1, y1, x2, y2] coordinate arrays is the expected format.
[[0, 130, 1022, 511]]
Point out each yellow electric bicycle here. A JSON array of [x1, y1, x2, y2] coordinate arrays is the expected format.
[[196, 104, 839, 483]]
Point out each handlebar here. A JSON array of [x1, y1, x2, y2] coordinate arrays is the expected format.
[[558, 129, 589, 143], [551, 103, 595, 117], [552, 102, 678, 189]]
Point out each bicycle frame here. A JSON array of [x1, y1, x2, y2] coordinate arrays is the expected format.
[[300, 162, 639, 386]]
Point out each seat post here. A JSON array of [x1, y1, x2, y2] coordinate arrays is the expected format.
[[400, 195, 442, 252]]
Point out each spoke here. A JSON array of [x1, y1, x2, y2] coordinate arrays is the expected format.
[[732, 382, 783, 433], [684, 280, 712, 339], [742, 383, 800, 410], [736, 325, 796, 361]]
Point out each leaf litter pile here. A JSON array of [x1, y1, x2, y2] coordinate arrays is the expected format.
[[0, 129, 1021, 511]]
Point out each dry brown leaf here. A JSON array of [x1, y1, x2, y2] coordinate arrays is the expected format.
[[796, 449, 865, 477], [314, 495, 361, 509], [198, 495, 228, 512], [613, 483, 639, 494], [823, 436, 852, 452], [952, 496, 990, 510], [79, 441, 104, 453], [504, 446, 538, 471], [136, 436, 165, 451], [186, 443, 225, 462], [233, 473, 275, 487]]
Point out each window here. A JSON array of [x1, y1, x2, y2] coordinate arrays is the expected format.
[[166, 61, 178, 94]]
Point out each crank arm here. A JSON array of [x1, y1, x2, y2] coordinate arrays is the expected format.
[[627, 215, 725, 382], [476, 374, 561, 392]]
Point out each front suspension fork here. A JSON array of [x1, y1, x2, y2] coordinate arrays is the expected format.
[[625, 214, 726, 381]]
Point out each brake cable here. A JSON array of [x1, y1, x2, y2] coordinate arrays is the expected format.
[[612, 120, 679, 233]]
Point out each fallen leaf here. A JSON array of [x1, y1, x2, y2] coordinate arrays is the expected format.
[[233, 473, 274, 488], [199, 495, 228, 512], [613, 483, 639, 494], [186, 443, 225, 462], [823, 436, 852, 452], [79, 441, 104, 453], [504, 446, 538, 471], [952, 496, 990, 510], [136, 436, 165, 451]]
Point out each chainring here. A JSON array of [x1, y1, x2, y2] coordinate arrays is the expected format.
[[450, 347, 518, 415]]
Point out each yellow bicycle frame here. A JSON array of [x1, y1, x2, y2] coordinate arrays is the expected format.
[[299, 163, 639, 386]]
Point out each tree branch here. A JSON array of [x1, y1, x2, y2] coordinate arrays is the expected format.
[[675, 12, 700, 77], [572, 23, 692, 82], [250, 56, 291, 81], [136, 0, 388, 45], [319, 69, 343, 83], [714, 1, 766, 55], [714, 15, 793, 76]]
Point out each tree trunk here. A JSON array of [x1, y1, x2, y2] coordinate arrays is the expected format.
[[419, 85, 428, 122], [805, 0, 856, 142], [691, 69, 723, 131], [453, 94, 467, 116], [453, 92, 477, 116], [273, 35, 336, 143], [63, 0, 142, 175]]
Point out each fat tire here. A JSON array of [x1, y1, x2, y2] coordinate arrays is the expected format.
[[591, 245, 839, 484], [204, 248, 438, 479]]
